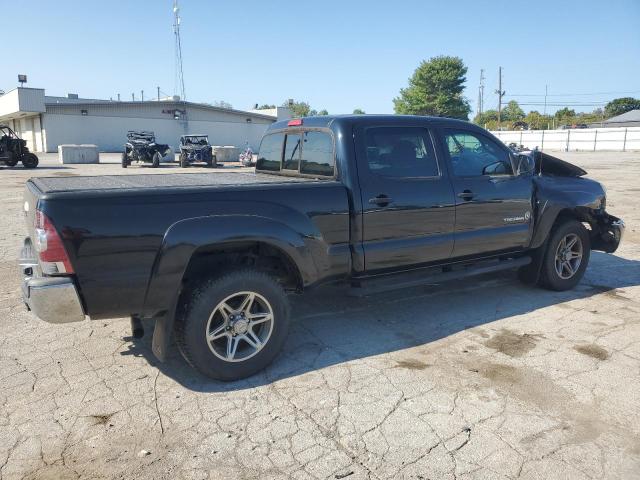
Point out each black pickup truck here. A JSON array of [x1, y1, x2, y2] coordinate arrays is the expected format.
[[19, 115, 624, 380]]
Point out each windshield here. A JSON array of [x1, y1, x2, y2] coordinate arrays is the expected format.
[[184, 136, 208, 145]]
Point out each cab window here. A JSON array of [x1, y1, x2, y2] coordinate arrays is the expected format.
[[256, 133, 284, 171], [443, 130, 513, 176], [300, 131, 334, 176], [283, 134, 301, 171]]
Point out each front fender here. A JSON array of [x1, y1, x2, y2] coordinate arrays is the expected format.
[[530, 176, 606, 249], [142, 214, 316, 320]]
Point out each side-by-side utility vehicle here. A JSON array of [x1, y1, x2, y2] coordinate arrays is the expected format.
[[1, 124, 39, 168], [19, 115, 623, 380], [122, 131, 171, 168]]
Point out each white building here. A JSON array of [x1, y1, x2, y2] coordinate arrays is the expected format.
[[0, 87, 290, 152]]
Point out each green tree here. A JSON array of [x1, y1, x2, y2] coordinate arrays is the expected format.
[[257, 104, 276, 109], [604, 97, 640, 117], [393, 56, 471, 120], [473, 109, 499, 126], [524, 110, 552, 130], [353, 108, 365, 114], [502, 100, 525, 122], [283, 100, 311, 118], [554, 107, 576, 120], [318, 109, 329, 116]]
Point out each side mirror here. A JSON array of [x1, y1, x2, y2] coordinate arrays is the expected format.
[[515, 154, 535, 176]]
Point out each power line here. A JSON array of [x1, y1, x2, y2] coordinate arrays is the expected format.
[[505, 90, 640, 97]]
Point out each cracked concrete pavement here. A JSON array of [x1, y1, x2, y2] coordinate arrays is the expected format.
[[1, 152, 639, 479]]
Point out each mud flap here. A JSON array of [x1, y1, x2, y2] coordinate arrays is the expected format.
[[151, 314, 171, 362], [517, 239, 548, 285]]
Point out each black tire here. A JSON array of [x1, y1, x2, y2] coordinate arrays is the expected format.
[[21, 153, 38, 169], [538, 220, 590, 291], [152, 152, 161, 168], [121, 152, 128, 168], [176, 269, 290, 381], [180, 153, 188, 168], [4, 152, 18, 167]]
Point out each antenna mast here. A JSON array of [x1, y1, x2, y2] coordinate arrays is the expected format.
[[173, 0, 186, 101]]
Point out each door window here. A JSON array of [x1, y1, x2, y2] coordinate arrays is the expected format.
[[443, 130, 513, 177], [364, 127, 439, 178]]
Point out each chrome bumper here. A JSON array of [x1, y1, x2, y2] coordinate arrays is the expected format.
[[20, 239, 85, 324]]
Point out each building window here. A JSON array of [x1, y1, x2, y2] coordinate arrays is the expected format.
[[81, 109, 88, 116]]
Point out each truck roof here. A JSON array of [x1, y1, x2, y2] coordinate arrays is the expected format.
[[267, 114, 475, 132]]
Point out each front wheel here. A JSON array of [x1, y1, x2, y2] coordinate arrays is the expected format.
[[21, 153, 39, 169], [152, 152, 161, 168], [121, 152, 128, 168], [176, 269, 291, 381], [539, 220, 590, 291], [180, 153, 188, 168]]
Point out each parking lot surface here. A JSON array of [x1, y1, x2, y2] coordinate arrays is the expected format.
[[1, 152, 639, 480]]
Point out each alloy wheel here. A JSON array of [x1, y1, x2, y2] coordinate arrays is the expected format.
[[205, 291, 274, 362]]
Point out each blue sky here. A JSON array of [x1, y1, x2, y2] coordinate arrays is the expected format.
[[2, 0, 639, 117]]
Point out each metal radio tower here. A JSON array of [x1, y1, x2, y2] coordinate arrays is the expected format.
[[173, 0, 186, 101], [477, 69, 485, 116]]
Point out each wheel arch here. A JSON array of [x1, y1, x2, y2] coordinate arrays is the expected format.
[[147, 215, 313, 361]]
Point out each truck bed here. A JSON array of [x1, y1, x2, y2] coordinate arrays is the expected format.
[[31, 171, 315, 194]]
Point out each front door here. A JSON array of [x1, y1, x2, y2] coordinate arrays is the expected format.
[[355, 125, 456, 272], [439, 128, 533, 258]]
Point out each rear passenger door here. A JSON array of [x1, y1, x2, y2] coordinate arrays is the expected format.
[[439, 128, 534, 258], [355, 125, 456, 272]]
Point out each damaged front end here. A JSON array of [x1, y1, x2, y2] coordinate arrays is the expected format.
[[590, 213, 625, 253]]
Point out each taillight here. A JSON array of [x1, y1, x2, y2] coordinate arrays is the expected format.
[[34, 210, 74, 275]]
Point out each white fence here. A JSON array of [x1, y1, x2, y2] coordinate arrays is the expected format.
[[491, 127, 640, 152]]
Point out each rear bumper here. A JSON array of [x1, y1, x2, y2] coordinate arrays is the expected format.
[[591, 214, 624, 253], [20, 238, 85, 324]]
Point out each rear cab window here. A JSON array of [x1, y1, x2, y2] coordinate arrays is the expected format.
[[256, 129, 335, 178]]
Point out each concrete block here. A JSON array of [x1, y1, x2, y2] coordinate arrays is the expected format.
[[161, 147, 175, 163], [212, 146, 240, 162], [58, 145, 99, 164]]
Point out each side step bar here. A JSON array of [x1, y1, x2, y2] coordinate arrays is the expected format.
[[349, 256, 532, 297]]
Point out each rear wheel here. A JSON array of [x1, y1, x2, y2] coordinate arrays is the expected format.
[[539, 220, 590, 291], [121, 152, 128, 168], [21, 153, 38, 169], [175, 269, 290, 381], [152, 152, 161, 168], [180, 153, 188, 168]]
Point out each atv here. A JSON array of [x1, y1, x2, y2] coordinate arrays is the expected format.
[[0, 124, 39, 168], [122, 131, 171, 168], [178, 134, 215, 168]]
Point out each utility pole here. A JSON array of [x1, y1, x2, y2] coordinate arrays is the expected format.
[[495, 66, 505, 129], [132, 93, 135, 101], [141, 90, 144, 102], [117, 93, 120, 102], [157, 86, 160, 101], [543, 84, 549, 130], [477, 69, 485, 116]]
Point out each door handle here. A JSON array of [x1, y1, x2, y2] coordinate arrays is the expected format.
[[457, 190, 475, 200], [369, 195, 393, 206]]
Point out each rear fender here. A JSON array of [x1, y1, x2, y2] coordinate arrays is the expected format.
[[145, 215, 316, 360]]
